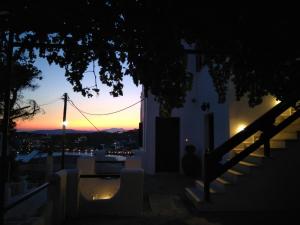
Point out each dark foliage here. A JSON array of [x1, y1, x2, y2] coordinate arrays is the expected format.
[[1, 30, 43, 130], [1, 3, 300, 111]]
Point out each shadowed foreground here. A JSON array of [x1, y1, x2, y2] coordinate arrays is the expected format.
[[63, 173, 297, 225]]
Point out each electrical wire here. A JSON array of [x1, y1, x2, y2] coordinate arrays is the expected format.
[[68, 100, 101, 132], [67, 96, 143, 132], [39, 98, 61, 107], [67, 98, 144, 116]]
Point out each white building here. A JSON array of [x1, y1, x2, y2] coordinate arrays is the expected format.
[[140, 48, 278, 175]]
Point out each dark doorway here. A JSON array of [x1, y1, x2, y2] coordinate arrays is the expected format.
[[155, 117, 180, 172]]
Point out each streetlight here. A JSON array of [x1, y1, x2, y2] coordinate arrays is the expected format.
[[61, 93, 68, 169], [62, 120, 68, 128]]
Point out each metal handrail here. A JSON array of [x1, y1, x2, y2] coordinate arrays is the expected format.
[[203, 98, 300, 201], [4, 182, 50, 212], [210, 109, 300, 182], [211, 100, 292, 161]]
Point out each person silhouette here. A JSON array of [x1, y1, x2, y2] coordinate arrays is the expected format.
[[182, 144, 201, 178]]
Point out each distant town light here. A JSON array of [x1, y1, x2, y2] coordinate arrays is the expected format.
[[185, 138, 189, 143], [236, 124, 247, 133]]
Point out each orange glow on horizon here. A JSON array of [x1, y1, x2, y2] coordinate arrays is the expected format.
[[16, 98, 141, 131], [17, 122, 139, 131], [15, 58, 142, 132], [17, 115, 139, 131]]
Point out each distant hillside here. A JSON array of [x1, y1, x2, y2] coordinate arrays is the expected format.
[[27, 129, 92, 135], [20, 128, 127, 135], [103, 128, 126, 133]]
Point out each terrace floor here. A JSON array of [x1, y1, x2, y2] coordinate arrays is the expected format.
[[63, 173, 293, 225]]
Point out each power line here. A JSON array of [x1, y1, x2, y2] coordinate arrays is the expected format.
[[39, 98, 61, 107], [67, 97, 143, 132], [68, 100, 100, 132], [67, 98, 144, 116]]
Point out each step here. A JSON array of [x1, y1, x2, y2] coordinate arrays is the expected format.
[[235, 143, 245, 151], [254, 147, 283, 155], [270, 140, 286, 148], [195, 180, 224, 194], [244, 136, 255, 144], [243, 153, 264, 164], [232, 161, 258, 174], [274, 116, 300, 131], [195, 180, 216, 194], [275, 115, 289, 124], [221, 169, 244, 183], [281, 108, 293, 116], [276, 108, 294, 121], [235, 146, 266, 157], [233, 146, 244, 152], [241, 142, 262, 150], [284, 123, 300, 132], [272, 132, 298, 141], [185, 187, 204, 206], [231, 150, 264, 164], [196, 177, 231, 194], [285, 116, 300, 125], [215, 177, 231, 191], [244, 141, 285, 149]]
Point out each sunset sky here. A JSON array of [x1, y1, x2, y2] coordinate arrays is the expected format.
[[16, 59, 142, 131]]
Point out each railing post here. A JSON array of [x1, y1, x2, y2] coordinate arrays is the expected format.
[[45, 154, 54, 181], [263, 119, 274, 158], [203, 149, 210, 202], [203, 112, 214, 202], [264, 138, 271, 158]]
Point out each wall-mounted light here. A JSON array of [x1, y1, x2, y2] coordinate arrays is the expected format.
[[236, 124, 246, 133], [273, 98, 281, 106], [92, 193, 113, 200]]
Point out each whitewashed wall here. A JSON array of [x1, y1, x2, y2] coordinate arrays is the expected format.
[[141, 52, 230, 174], [172, 63, 230, 172], [141, 46, 277, 175]]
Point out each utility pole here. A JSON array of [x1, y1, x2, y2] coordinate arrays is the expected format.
[[61, 93, 68, 169]]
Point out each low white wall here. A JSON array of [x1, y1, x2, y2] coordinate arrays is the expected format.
[[78, 168, 144, 216], [51, 170, 67, 225], [79, 178, 120, 201]]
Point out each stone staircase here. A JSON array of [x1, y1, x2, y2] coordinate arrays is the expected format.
[[185, 107, 300, 210]]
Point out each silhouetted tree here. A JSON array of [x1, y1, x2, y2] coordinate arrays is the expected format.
[[0, 3, 300, 112], [0, 32, 42, 130]]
